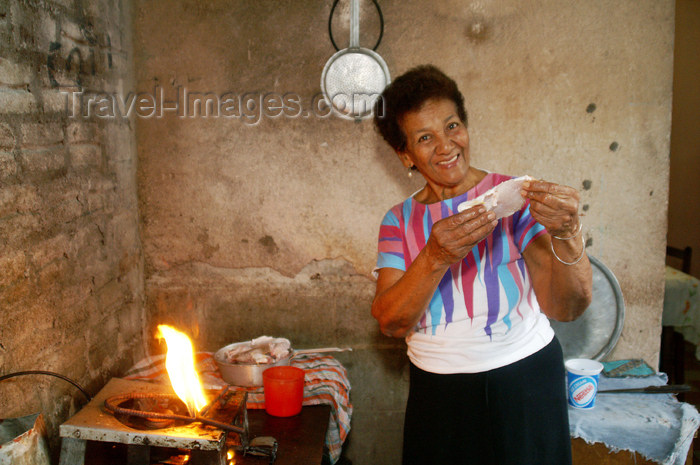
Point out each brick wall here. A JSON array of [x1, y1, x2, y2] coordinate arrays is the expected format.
[[0, 0, 143, 450]]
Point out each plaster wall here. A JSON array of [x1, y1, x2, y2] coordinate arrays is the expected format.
[[0, 0, 143, 454], [133, 1, 674, 463]]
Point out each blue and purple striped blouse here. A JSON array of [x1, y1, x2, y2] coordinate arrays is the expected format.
[[376, 173, 554, 373]]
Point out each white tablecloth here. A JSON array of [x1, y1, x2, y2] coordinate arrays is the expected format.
[[569, 374, 700, 465], [662, 266, 700, 357]]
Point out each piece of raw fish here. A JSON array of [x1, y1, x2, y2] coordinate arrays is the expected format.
[[457, 175, 534, 219], [224, 336, 291, 364]]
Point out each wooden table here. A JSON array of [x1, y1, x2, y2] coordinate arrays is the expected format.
[[571, 437, 693, 465], [237, 405, 330, 465], [661, 266, 700, 385], [81, 405, 330, 465]]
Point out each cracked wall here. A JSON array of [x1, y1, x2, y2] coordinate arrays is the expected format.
[[0, 1, 675, 463], [133, 1, 674, 464]]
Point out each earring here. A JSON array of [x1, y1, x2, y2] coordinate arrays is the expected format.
[[407, 166, 414, 178]]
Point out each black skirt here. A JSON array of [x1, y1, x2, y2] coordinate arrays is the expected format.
[[402, 337, 571, 465]]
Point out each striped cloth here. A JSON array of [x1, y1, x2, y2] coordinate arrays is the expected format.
[[124, 352, 352, 464]]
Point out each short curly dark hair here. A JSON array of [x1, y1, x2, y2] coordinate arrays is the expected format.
[[373, 65, 468, 153]]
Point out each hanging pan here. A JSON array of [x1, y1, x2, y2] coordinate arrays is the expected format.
[[321, 0, 391, 120]]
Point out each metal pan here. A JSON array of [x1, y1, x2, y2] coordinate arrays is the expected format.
[[214, 342, 352, 387], [549, 255, 625, 361]]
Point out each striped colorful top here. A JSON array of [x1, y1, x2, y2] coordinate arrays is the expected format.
[[376, 172, 555, 373]]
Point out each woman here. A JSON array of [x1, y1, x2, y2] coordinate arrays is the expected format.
[[372, 65, 592, 465]]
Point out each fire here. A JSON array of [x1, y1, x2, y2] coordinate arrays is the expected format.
[[157, 325, 208, 416]]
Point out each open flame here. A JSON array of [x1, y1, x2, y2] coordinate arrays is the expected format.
[[157, 325, 208, 417]]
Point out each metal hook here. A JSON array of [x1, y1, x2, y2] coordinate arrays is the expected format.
[[328, 0, 385, 52]]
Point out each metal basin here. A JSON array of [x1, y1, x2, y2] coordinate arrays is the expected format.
[[549, 255, 625, 361]]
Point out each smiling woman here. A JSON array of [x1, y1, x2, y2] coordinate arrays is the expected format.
[[370, 65, 592, 465], [395, 98, 477, 203]]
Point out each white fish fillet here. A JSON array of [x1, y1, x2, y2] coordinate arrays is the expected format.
[[457, 175, 534, 219], [224, 336, 291, 364]]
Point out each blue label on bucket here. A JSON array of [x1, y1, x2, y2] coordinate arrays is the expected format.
[[568, 375, 598, 409]]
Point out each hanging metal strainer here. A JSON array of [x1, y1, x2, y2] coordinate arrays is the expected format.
[[321, 0, 390, 120]]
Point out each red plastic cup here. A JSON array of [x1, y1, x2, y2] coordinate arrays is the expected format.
[[263, 366, 305, 417]]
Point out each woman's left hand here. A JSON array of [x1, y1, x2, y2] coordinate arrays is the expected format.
[[521, 179, 581, 238]]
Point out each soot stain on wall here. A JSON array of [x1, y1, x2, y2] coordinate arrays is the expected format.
[[197, 228, 220, 259], [259, 235, 279, 254], [465, 15, 490, 43]]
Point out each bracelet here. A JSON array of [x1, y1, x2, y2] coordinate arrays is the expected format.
[[552, 221, 583, 240], [550, 234, 586, 265]]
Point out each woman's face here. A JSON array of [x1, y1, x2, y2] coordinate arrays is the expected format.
[[397, 98, 471, 199]]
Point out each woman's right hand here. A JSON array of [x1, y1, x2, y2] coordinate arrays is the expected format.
[[424, 206, 498, 268]]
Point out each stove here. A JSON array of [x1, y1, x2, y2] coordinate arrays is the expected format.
[[58, 378, 274, 465]]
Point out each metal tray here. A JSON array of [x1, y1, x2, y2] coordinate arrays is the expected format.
[[549, 255, 625, 361]]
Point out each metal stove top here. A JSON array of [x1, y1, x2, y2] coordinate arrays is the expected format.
[[59, 378, 244, 451]]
